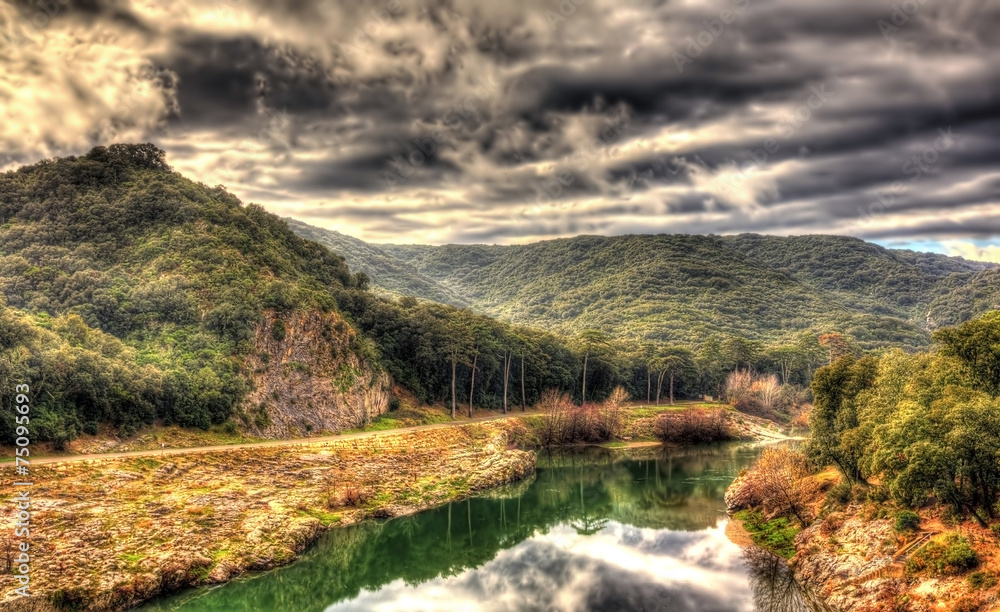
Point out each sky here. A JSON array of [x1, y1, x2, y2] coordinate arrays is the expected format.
[[2, 0, 1000, 257]]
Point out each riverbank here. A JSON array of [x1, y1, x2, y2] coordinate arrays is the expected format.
[[2, 406, 790, 611], [726, 465, 1000, 612], [0, 421, 533, 612]]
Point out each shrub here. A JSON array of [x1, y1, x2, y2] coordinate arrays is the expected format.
[[826, 481, 853, 507], [907, 533, 979, 576], [654, 409, 733, 444], [895, 511, 921, 532], [271, 319, 287, 342], [968, 571, 997, 590], [951, 595, 983, 612], [735, 446, 817, 527], [342, 486, 369, 507], [990, 524, 1000, 538], [537, 388, 627, 445]]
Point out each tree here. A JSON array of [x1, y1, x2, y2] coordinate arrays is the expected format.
[[934, 311, 1000, 396], [441, 318, 472, 419], [808, 355, 877, 484], [722, 336, 761, 372], [746, 446, 816, 527], [695, 336, 726, 398], [652, 347, 693, 406], [577, 329, 610, 405], [818, 332, 852, 365], [765, 345, 806, 385]]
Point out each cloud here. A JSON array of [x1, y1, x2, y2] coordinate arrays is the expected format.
[[326, 521, 755, 612], [941, 240, 1000, 264], [3, 0, 1000, 244]]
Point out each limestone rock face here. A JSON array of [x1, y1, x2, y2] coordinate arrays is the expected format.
[[242, 309, 392, 438]]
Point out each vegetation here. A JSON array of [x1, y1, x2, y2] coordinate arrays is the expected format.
[[6, 144, 998, 451], [734, 509, 800, 559], [906, 533, 979, 576], [0, 145, 374, 443], [808, 312, 1000, 526], [653, 409, 734, 445], [731, 446, 817, 527], [310, 230, 998, 351], [894, 510, 921, 532]]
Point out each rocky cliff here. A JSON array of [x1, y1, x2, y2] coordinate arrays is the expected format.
[[241, 309, 392, 438]]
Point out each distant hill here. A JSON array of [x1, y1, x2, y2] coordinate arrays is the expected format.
[[283, 218, 468, 307], [289, 224, 995, 350]]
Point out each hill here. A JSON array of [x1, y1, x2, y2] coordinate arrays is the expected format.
[[0, 145, 591, 446], [282, 218, 467, 307], [0, 144, 391, 444], [289, 225, 993, 350]]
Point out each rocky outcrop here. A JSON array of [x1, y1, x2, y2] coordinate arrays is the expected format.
[[242, 309, 391, 438], [791, 516, 898, 612]]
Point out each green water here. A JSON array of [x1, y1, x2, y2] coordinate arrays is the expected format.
[[137, 443, 822, 612]]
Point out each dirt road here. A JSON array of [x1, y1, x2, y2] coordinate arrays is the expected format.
[[25, 410, 543, 465]]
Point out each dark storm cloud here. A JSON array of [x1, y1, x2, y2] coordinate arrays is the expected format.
[[4, 0, 1000, 248]]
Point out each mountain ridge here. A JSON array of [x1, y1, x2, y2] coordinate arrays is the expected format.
[[288, 223, 996, 349]]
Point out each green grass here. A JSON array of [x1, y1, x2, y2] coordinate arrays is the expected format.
[[297, 508, 342, 526], [734, 509, 800, 559]]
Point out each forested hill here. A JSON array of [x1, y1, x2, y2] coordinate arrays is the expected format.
[[289, 224, 996, 350], [283, 218, 468, 307], [0, 145, 595, 445], [0, 145, 393, 445]]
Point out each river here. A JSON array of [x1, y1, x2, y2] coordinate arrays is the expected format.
[[137, 443, 821, 612]]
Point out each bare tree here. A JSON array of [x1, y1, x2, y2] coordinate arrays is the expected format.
[[745, 446, 816, 527]]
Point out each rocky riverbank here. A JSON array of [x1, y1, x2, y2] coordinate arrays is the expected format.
[[0, 422, 534, 612], [727, 470, 1000, 612]]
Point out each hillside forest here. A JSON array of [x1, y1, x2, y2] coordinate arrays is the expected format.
[[0, 144, 996, 448]]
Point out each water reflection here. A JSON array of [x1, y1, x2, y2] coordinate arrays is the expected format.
[[138, 444, 817, 612]]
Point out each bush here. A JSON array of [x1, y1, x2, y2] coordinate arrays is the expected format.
[[342, 486, 369, 507], [735, 446, 817, 526], [537, 389, 627, 445], [654, 409, 733, 444], [271, 319, 287, 342], [990, 524, 1000, 538], [826, 481, 853, 507], [968, 570, 997, 590], [907, 534, 979, 576], [895, 510, 921, 532]]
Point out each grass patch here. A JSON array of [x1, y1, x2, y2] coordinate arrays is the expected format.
[[119, 552, 146, 565], [601, 441, 628, 448], [734, 509, 800, 559], [297, 508, 342, 526]]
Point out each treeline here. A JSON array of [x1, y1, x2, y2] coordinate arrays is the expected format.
[[335, 284, 842, 412], [809, 311, 1000, 525]]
